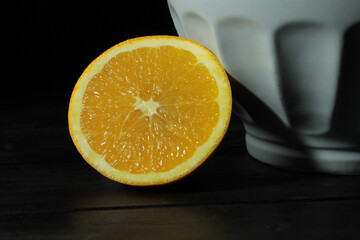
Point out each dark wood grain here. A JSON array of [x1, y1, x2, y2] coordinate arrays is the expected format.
[[2, 116, 360, 239], [2, 198, 360, 240], [4, 1, 360, 239]]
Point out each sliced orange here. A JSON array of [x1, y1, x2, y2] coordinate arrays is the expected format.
[[68, 36, 232, 186]]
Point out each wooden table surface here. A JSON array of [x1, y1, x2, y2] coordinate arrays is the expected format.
[[2, 113, 360, 240], [3, 1, 360, 239]]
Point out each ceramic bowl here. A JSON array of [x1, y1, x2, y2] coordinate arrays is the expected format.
[[168, 0, 360, 174]]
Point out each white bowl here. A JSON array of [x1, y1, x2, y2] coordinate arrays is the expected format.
[[168, 0, 360, 174]]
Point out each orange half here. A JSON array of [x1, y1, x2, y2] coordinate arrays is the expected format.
[[68, 36, 232, 186]]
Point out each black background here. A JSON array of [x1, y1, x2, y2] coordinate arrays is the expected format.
[[3, 0, 177, 129], [3, 1, 360, 239]]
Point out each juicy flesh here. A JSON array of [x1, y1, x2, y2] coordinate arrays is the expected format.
[[81, 46, 219, 174]]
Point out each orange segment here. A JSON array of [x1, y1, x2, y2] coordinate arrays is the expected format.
[[68, 36, 232, 186]]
